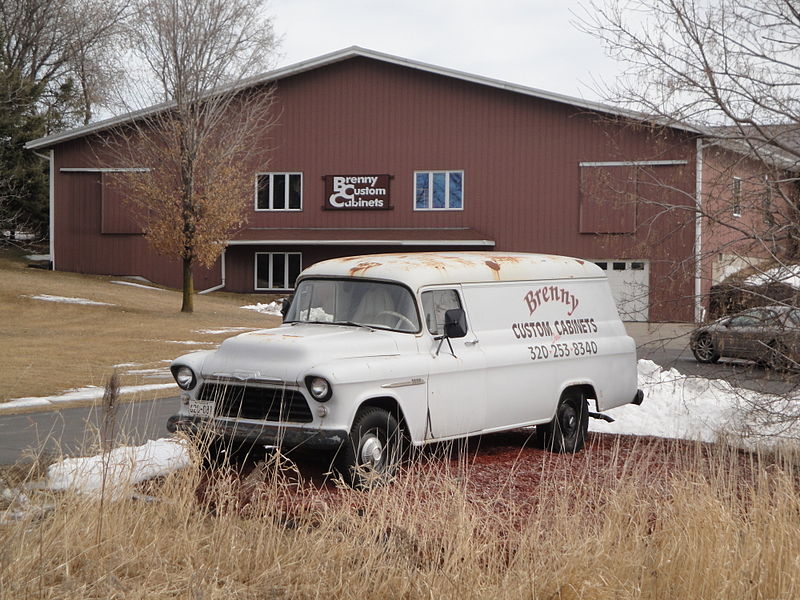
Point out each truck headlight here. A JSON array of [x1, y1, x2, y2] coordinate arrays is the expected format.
[[172, 365, 196, 390], [305, 376, 332, 402]]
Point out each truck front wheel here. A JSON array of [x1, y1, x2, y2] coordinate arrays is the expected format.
[[536, 390, 589, 453], [338, 407, 403, 488]]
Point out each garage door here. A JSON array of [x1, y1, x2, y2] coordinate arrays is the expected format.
[[593, 260, 650, 322]]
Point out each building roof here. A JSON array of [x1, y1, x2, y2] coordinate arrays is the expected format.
[[299, 251, 603, 290], [228, 227, 495, 247], [24, 46, 699, 151]]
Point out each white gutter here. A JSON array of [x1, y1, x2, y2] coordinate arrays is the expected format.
[[198, 249, 226, 294], [694, 139, 704, 323], [579, 160, 689, 167], [226, 239, 495, 246], [32, 149, 55, 270]]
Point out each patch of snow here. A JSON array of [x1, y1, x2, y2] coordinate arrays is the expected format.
[[46, 438, 191, 498], [195, 327, 257, 335], [113, 362, 140, 368], [241, 301, 283, 316], [111, 280, 164, 291], [160, 340, 215, 345], [0, 383, 177, 412], [0, 398, 54, 409], [123, 367, 171, 380], [744, 264, 800, 289], [25, 254, 50, 261], [124, 367, 170, 375], [24, 294, 115, 306], [591, 359, 800, 448]]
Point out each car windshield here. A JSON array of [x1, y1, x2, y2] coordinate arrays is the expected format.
[[284, 278, 421, 333]]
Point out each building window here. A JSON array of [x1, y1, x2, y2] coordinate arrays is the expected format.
[[414, 170, 463, 210], [255, 252, 302, 290], [762, 176, 775, 225], [256, 173, 302, 211], [732, 177, 742, 217]]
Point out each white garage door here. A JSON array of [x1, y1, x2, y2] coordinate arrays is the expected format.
[[593, 260, 650, 322]]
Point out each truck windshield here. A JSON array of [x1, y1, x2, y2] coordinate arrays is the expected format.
[[285, 279, 421, 333]]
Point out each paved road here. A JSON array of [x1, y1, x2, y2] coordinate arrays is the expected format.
[[637, 338, 800, 397], [3, 330, 800, 465], [0, 397, 177, 465]]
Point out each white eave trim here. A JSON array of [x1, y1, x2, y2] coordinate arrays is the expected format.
[[59, 167, 150, 173], [579, 160, 689, 167], [25, 46, 700, 151], [227, 239, 496, 247]]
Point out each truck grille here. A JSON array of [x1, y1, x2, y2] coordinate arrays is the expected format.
[[198, 382, 313, 423]]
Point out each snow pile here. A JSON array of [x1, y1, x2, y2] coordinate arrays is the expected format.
[[195, 327, 256, 335], [744, 264, 800, 289], [25, 254, 50, 261], [590, 359, 800, 448], [24, 294, 115, 306], [46, 438, 191, 498], [1, 382, 177, 412], [111, 280, 164, 291], [241, 301, 283, 316]]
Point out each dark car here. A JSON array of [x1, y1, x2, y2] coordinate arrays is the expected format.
[[690, 305, 800, 369]]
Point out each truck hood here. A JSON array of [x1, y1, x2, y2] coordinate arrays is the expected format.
[[200, 323, 401, 382]]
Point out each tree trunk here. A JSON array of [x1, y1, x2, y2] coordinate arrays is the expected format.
[[181, 256, 194, 313]]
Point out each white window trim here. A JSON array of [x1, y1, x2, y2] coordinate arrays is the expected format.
[[732, 176, 742, 218], [413, 170, 465, 211], [254, 252, 302, 291], [255, 172, 303, 212]]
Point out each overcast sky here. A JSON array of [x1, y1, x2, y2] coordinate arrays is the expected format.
[[268, 0, 624, 102]]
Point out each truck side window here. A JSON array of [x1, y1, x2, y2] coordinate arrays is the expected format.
[[422, 289, 464, 335]]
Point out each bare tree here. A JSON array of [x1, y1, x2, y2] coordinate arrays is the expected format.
[[1, 0, 131, 242], [63, 0, 132, 125], [578, 0, 800, 435], [578, 0, 800, 295], [109, 0, 278, 313], [1, 0, 131, 127]]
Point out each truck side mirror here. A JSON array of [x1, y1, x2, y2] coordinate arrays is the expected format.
[[281, 296, 293, 320], [443, 308, 468, 339]]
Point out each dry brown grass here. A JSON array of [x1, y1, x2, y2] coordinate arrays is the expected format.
[[0, 248, 281, 403], [1, 440, 799, 599]]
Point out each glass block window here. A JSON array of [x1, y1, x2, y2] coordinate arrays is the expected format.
[[414, 170, 464, 210]]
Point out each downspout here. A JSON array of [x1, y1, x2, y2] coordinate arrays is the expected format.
[[32, 149, 55, 270], [694, 138, 704, 323], [198, 248, 226, 294]]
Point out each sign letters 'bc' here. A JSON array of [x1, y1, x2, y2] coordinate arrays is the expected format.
[[324, 174, 392, 210]]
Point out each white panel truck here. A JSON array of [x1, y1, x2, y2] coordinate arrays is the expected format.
[[168, 252, 643, 487]]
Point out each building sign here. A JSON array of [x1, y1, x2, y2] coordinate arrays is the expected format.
[[324, 174, 392, 210]]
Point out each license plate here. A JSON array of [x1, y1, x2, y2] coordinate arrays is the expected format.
[[188, 399, 215, 418]]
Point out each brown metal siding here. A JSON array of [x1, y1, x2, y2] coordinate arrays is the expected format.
[[53, 148, 221, 290], [50, 56, 698, 320]]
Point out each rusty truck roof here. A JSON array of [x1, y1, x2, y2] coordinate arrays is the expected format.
[[298, 252, 604, 289]]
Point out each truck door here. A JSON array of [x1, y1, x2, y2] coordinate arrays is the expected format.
[[421, 287, 487, 439]]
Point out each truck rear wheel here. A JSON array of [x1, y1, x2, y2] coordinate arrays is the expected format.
[[535, 390, 589, 453], [337, 407, 403, 488]]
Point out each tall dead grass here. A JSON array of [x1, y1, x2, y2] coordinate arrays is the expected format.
[[1, 439, 799, 599]]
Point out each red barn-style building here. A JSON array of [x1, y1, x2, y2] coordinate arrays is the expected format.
[[27, 47, 777, 322]]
